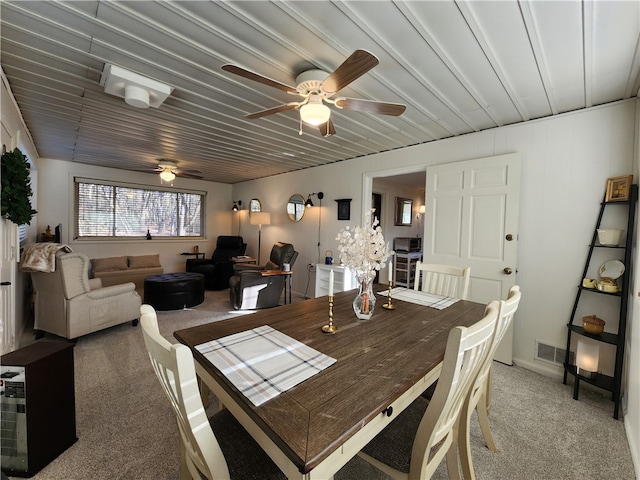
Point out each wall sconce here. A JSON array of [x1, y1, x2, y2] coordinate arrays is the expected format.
[[419, 205, 426, 214], [576, 340, 599, 379], [232, 200, 242, 212], [305, 192, 324, 208]]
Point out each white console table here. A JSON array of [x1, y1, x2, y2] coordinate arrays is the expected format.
[[315, 264, 358, 298]]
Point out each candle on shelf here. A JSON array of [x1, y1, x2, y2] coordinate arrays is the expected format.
[[328, 269, 334, 296]]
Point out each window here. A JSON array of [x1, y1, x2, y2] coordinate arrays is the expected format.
[[75, 178, 204, 239]]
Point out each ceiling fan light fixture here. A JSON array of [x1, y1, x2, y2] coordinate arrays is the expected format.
[[300, 96, 330, 126], [159, 170, 176, 182]]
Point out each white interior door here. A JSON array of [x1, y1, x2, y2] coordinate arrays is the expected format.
[[0, 218, 18, 355], [424, 153, 521, 364]]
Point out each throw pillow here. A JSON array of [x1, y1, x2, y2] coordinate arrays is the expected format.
[[128, 254, 161, 269], [91, 256, 128, 272]]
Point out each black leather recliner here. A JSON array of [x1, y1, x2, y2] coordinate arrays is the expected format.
[[186, 236, 246, 290], [229, 242, 298, 309]]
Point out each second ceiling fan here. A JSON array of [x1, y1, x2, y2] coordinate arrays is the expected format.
[[222, 49, 406, 137]]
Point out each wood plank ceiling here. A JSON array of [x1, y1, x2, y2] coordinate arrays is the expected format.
[[1, 1, 639, 184]]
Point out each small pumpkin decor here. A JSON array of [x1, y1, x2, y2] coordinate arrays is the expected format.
[[1, 147, 37, 225]]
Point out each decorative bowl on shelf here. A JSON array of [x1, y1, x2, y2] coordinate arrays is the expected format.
[[597, 277, 619, 293], [582, 315, 605, 335], [597, 229, 624, 246]]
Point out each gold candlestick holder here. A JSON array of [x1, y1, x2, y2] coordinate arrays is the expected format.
[[382, 281, 396, 310], [322, 295, 338, 334]]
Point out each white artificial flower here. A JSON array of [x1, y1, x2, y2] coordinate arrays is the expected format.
[[336, 208, 393, 281]]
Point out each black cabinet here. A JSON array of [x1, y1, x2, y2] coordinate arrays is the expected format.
[[563, 184, 637, 419], [1, 342, 77, 477]]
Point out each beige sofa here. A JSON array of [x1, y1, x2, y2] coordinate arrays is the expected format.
[[90, 254, 163, 293], [30, 251, 142, 339]]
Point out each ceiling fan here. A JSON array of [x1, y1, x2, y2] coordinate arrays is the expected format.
[[142, 159, 203, 182], [222, 49, 406, 137]]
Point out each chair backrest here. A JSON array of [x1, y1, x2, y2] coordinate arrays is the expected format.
[[468, 286, 521, 407], [139, 305, 229, 479], [409, 301, 499, 478], [266, 242, 295, 269], [414, 262, 471, 300], [30, 251, 92, 299], [211, 236, 245, 263]]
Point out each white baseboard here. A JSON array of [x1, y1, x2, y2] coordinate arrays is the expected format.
[[512, 357, 564, 380], [625, 417, 640, 479]]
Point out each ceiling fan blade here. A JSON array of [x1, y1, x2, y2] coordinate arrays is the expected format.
[[246, 102, 300, 119], [318, 118, 336, 138], [177, 172, 203, 179], [335, 97, 406, 116], [222, 64, 298, 94], [321, 50, 379, 94]]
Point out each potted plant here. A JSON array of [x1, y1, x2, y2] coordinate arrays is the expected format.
[[1, 147, 37, 225]]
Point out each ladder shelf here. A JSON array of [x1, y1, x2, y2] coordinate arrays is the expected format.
[[562, 183, 637, 420]]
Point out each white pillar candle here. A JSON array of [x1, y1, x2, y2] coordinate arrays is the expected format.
[[328, 269, 334, 296], [388, 255, 394, 282]]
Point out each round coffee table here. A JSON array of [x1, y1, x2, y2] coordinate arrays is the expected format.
[[144, 272, 205, 311]]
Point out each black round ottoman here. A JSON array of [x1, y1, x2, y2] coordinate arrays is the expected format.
[[144, 272, 205, 311]]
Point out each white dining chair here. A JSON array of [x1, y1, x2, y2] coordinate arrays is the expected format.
[[139, 304, 286, 480], [414, 262, 471, 300], [459, 286, 521, 480], [357, 301, 500, 480]]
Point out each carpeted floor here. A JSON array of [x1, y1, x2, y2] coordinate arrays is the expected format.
[[9, 290, 636, 480]]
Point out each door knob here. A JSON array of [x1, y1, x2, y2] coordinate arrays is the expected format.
[[505, 234, 514, 241], [503, 267, 513, 275]]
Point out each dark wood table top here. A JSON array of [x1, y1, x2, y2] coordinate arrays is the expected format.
[[174, 286, 485, 475]]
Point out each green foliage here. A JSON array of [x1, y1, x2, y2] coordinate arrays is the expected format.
[[1, 147, 37, 225]]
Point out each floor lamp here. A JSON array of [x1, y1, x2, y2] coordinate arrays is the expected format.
[[250, 212, 271, 264]]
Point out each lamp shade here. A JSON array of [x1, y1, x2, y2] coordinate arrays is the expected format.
[[300, 96, 331, 126], [576, 340, 599, 376], [250, 212, 271, 226], [159, 170, 176, 182]]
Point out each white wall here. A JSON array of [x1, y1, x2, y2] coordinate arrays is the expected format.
[[35, 158, 235, 274], [627, 100, 640, 478], [232, 99, 638, 406]]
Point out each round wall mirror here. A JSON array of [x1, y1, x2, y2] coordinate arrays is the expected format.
[[287, 194, 306, 222]]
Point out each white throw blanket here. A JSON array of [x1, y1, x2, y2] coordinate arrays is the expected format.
[[20, 243, 72, 273]]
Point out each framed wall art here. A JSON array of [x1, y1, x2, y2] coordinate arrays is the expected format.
[[605, 175, 633, 202], [335, 198, 351, 220]]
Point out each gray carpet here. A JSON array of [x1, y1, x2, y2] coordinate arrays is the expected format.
[[11, 290, 636, 480]]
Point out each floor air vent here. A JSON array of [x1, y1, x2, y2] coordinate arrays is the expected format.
[[535, 340, 573, 366]]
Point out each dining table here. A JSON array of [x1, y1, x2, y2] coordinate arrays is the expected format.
[[174, 286, 486, 480]]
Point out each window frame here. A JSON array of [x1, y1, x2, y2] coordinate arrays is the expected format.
[[74, 177, 206, 241]]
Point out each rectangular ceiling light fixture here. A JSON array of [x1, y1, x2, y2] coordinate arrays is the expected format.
[[100, 64, 173, 108]]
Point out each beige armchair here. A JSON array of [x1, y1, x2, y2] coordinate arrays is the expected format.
[[30, 251, 141, 339]]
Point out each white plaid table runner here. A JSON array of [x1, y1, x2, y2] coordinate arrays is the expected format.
[[377, 287, 460, 310], [195, 325, 336, 406]]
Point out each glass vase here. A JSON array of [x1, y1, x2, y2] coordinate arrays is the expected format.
[[353, 277, 376, 320]]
